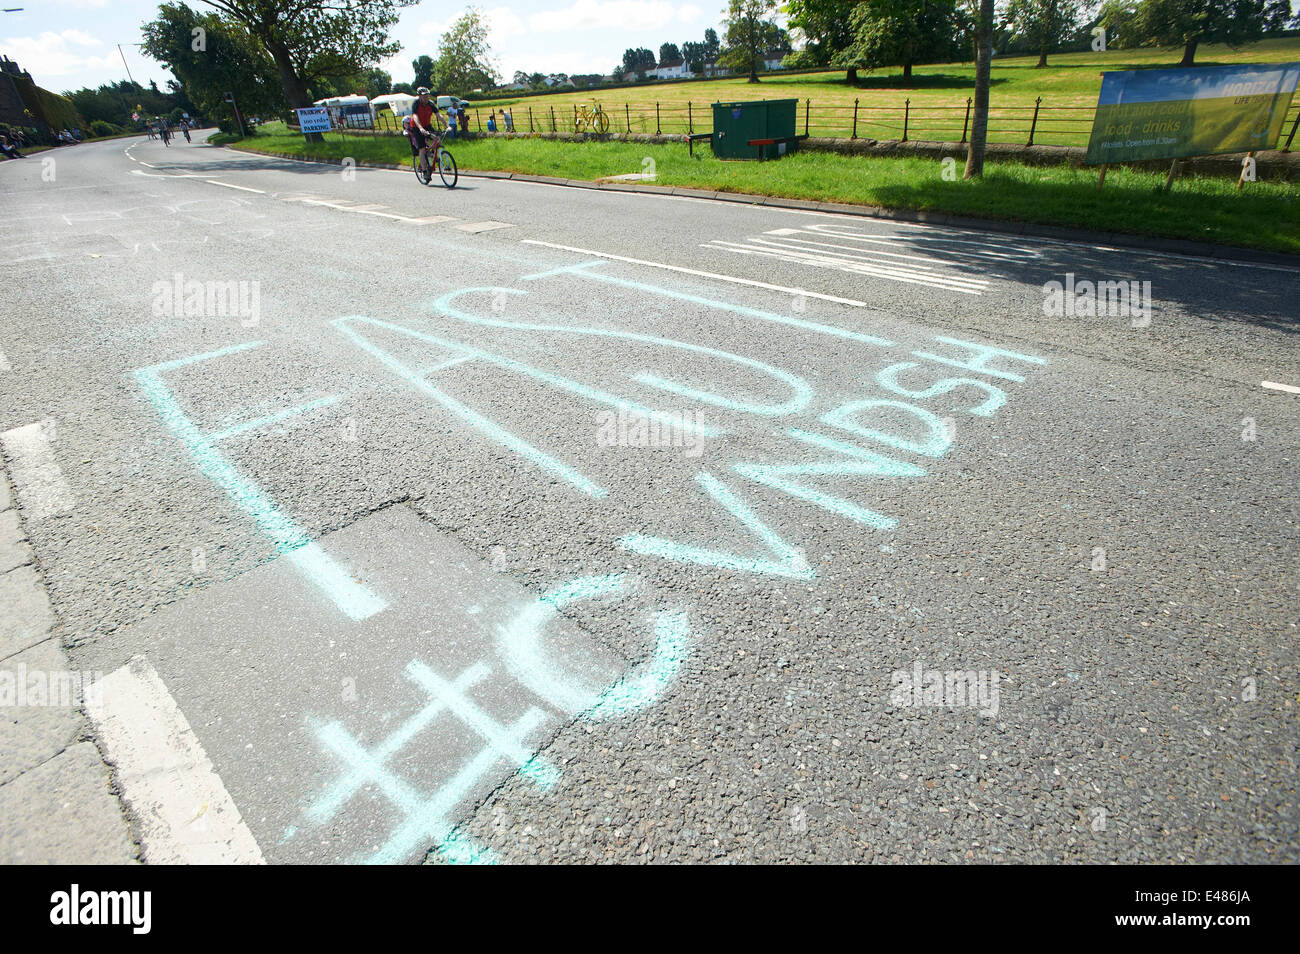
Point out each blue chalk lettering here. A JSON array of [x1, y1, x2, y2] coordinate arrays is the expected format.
[[912, 336, 1048, 383], [432, 287, 810, 418], [821, 399, 952, 458], [731, 428, 926, 529], [619, 472, 814, 579], [874, 362, 1005, 417], [133, 345, 385, 621], [334, 316, 608, 499]]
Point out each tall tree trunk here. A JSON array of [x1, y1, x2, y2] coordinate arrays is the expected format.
[[1180, 37, 1198, 66], [964, 0, 994, 180], [903, 62, 913, 82], [847, 66, 858, 84], [1036, 46, 1048, 68], [264, 34, 322, 141]]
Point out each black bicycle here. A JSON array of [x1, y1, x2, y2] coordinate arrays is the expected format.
[[413, 131, 457, 188]]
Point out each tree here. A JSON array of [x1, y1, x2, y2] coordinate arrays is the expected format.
[[681, 39, 707, 72], [612, 64, 627, 81], [1004, 0, 1083, 67], [195, 0, 413, 116], [1115, 0, 1292, 65], [622, 47, 656, 76], [835, 0, 969, 82], [412, 54, 436, 89], [720, 0, 781, 82], [704, 27, 721, 58], [142, 2, 283, 132], [659, 42, 682, 64], [786, 0, 860, 79], [435, 7, 498, 93], [965, 0, 994, 178]]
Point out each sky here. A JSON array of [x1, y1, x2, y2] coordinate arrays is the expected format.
[[0, 0, 740, 95]]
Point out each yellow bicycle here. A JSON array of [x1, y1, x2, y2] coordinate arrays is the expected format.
[[574, 103, 610, 135]]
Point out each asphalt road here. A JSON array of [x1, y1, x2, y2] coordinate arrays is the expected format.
[[1, 132, 1296, 864]]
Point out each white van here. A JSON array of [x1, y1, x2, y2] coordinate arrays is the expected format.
[[436, 96, 471, 111]]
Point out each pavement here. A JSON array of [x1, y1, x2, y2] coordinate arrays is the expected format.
[[0, 130, 1296, 864]]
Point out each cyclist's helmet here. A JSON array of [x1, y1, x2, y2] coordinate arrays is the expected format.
[[416, 87, 430, 95]]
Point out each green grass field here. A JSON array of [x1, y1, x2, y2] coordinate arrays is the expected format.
[[454, 38, 1300, 146], [233, 122, 1300, 255]]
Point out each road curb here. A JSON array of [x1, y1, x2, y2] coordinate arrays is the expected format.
[[0, 465, 139, 863], [226, 144, 1300, 267]]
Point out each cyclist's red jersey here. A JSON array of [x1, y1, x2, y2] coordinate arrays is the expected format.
[[413, 99, 440, 131]]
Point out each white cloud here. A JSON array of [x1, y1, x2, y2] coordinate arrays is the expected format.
[[1, 30, 117, 77], [677, 4, 703, 23], [530, 1, 681, 34]]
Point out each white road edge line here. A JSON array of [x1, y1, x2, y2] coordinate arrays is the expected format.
[[521, 239, 869, 307], [1261, 380, 1300, 394], [85, 656, 266, 865], [0, 421, 74, 520], [206, 180, 265, 194]]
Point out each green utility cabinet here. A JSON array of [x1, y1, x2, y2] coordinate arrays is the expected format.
[[711, 98, 799, 160]]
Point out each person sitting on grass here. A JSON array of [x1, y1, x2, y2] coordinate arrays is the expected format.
[[0, 135, 24, 159]]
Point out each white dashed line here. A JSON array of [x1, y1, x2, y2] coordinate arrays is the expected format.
[[1261, 380, 1300, 394], [521, 239, 869, 307], [206, 180, 265, 193], [0, 421, 74, 520], [85, 656, 265, 865], [455, 220, 514, 233]]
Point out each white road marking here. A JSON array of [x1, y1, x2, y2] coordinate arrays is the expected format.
[[455, 220, 514, 233], [85, 656, 265, 865], [0, 421, 74, 520], [706, 238, 988, 295], [521, 240, 869, 307], [1261, 380, 1300, 394], [206, 180, 265, 194]]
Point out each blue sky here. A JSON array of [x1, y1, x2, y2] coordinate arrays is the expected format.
[[0, 0, 741, 95]]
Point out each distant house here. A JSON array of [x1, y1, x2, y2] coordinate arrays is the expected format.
[[700, 59, 727, 78], [545, 74, 575, 88], [655, 58, 690, 79], [762, 50, 789, 71]]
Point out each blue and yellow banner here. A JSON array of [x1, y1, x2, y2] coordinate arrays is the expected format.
[[1085, 63, 1300, 164]]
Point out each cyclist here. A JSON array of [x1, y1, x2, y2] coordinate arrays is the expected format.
[[407, 87, 444, 175], [160, 121, 171, 146]]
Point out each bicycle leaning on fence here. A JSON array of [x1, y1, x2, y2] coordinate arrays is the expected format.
[[574, 103, 610, 135]]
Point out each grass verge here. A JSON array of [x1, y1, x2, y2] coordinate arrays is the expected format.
[[232, 122, 1300, 256]]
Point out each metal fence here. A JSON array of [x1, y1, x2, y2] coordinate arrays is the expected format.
[[304, 98, 1300, 152]]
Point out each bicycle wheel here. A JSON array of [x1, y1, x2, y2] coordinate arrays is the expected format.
[[414, 154, 431, 185], [593, 112, 610, 135], [437, 149, 457, 188]]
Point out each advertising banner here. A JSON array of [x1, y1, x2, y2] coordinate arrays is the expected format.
[[1084, 63, 1300, 165]]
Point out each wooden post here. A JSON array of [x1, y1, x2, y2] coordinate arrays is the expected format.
[[656, 102, 660, 135], [528, 107, 534, 132], [1164, 158, 1179, 192], [851, 98, 858, 139], [625, 103, 631, 133], [476, 108, 482, 132], [1282, 110, 1300, 152], [550, 105, 556, 132], [805, 98, 810, 137], [688, 101, 693, 134], [902, 98, 909, 142], [1027, 97, 1041, 146], [573, 103, 578, 132], [1237, 151, 1255, 191], [961, 97, 971, 143], [1096, 163, 1107, 191]]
